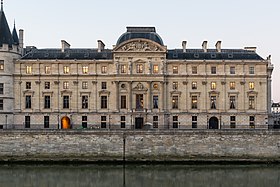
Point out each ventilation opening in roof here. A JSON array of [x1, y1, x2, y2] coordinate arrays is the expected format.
[[211, 53, 216, 58], [194, 53, 199, 58], [228, 54, 233, 58], [173, 53, 178, 58]]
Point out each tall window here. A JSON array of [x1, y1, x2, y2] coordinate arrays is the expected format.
[[249, 116, 255, 128], [82, 66, 89, 74], [44, 96, 51, 109], [230, 82, 235, 90], [82, 116, 87, 128], [82, 82, 88, 89], [230, 66, 235, 74], [172, 96, 179, 109], [25, 116, 30, 128], [82, 96, 88, 109], [173, 82, 178, 90], [121, 95, 126, 109], [26, 65, 32, 74], [45, 82, 50, 89], [63, 96, 70, 109], [173, 66, 178, 74], [230, 116, 236, 128], [153, 95, 159, 109], [101, 66, 107, 74], [191, 96, 198, 109], [249, 66, 255, 74], [211, 66, 216, 74], [0, 83, 3, 94], [101, 116, 106, 128], [63, 66, 70, 74], [210, 96, 216, 109], [136, 94, 144, 110], [44, 116, 49, 128], [230, 96, 236, 109], [173, 116, 178, 128], [26, 82, 31, 89], [101, 82, 107, 89], [192, 116, 197, 128], [192, 82, 197, 89], [0, 60, 4, 71], [211, 82, 216, 90], [45, 66, 51, 74], [249, 96, 255, 109], [249, 82, 254, 90], [153, 65, 159, 74], [153, 116, 159, 128], [63, 81, 69, 89], [121, 116, 126, 128], [0, 99, 3, 110], [25, 95, 32, 109], [101, 96, 107, 109], [192, 66, 197, 74], [136, 64, 143, 73], [120, 65, 126, 73]]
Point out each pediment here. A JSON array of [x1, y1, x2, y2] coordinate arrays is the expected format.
[[132, 83, 148, 92], [114, 39, 166, 52]]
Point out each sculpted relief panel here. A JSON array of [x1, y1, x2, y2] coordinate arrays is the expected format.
[[115, 40, 165, 52]]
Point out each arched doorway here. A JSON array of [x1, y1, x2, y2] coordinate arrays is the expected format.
[[61, 116, 71, 129], [209, 116, 219, 129]]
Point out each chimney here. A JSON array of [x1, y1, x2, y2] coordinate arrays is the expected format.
[[98, 40, 105, 52], [202, 41, 207, 52], [19, 29, 24, 49], [61, 40, 70, 52], [215, 41, 222, 53], [182, 41, 187, 53]]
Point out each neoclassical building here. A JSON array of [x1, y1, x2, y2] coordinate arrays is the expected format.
[[0, 3, 274, 129]]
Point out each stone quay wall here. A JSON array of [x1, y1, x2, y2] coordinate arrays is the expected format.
[[0, 130, 279, 162]]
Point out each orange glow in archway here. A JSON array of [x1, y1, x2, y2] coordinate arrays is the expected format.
[[61, 116, 71, 129]]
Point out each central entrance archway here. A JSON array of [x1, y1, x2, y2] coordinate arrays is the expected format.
[[209, 116, 219, 129], [61, 116, 71, 129]]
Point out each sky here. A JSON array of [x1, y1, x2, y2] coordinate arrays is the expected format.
[[4, 0, 280, 101]]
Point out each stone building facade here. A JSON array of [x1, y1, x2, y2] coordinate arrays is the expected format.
[[0, 3, 274, 129]]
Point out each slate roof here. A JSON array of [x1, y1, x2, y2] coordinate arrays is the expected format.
[[12, 24, 19, 45], [0, 7, 13, 47]]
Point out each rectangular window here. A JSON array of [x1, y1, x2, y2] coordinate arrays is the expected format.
[[63, 96, 70, 109], [173, 66, 178, 74], [173, 116, 178, 128], [230, 66, 235, 74], [192, 82, 197, 89], [211, 66, 216, 74], [230, 116, 236, 128], [82, 96, 88, 109], [0, 60, 4, 71], [249, 66, 255, 74], [25, 116, 30, 128], [120, 65, 126, 73], [63, 81, 69, 89], [63, 66, 70, 74], [101, 116, 106, 128], [82, 66, 89, 74], [172, 96, 179, 109], [26, 65, 32, 74], [44, 116, 49, 128], [82, 116, 87, 128], [44, 96, 51, 109], [101, 66, 107, 74], [101, 96, 107, 109], [121, 95, 126, 109], [249, 96, 255, 109], [153, 116, 159, 128], [26, 82, 31, 89], [136, 64, 143, 73], [230, 96, 236, 109], [0, 83, 3, 94], [192, 116, 197, 128], [249, 116, 255, 128], [0, 99, 3, 110], [45, 66, 51, 74], [82, 81, 88, 89], [121, 116, 126, 128], [173, 82, 178, 90], [45, 82, 50, 89], [153, 65, 159, 74], [191, 96, 198, 109], [210, 96, 216, 109], [192, 66, 197, 74], [101, 82, 107, 89], [211, 82, 216, 90], [136, 94, 144, 110], [153, 95, 159, 109], [249, 82, 254, 90], [230, 82, 235, 90], [25, 95, 32, 109]]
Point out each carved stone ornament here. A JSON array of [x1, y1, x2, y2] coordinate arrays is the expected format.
[[132, 83, 148, 91], [118, 41, 164, 52]]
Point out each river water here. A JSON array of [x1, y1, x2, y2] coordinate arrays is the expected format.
[[0, 164, 279, 187]]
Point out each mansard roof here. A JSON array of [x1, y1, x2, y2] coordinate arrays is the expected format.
[[0, 6, 13, 47]]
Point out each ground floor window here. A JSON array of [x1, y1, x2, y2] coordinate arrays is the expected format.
[[121, 116, 125, 128], [153, 116, 158, 128], [249, 116, 255, 128], [230, 116, 236, 128], [44, 116, 49, 128], [0, 99, 3, 110], [25, 116, 30, 128], [82, 116, 87, 128], [101, 116, 106, 128], [173, 116, 178, 128], [192, 116, 197, 128]]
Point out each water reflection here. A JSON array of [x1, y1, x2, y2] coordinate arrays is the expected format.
[[0, 164, 279, 187]]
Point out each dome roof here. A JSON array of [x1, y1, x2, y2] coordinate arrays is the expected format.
[[116, 27, 164, 46]]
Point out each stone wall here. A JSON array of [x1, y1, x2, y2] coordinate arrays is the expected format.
[[0, 130, 279, 162]]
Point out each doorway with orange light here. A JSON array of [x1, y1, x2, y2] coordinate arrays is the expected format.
[[61, 116, 71, 129]]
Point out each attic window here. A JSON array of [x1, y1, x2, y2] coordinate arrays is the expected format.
[[0, 60, 4, 71], [84, 53, 89, 58], [65, 53, 70, 58], [173, 53, 178, 58], [194, 54, 199, 58], [211, 53, 216, 58], [228, 54, 233, 58], [44, 53, 49, 58]]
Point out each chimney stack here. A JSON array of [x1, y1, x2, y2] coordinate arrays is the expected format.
[[19, 29, 24, 49], [61, 40, 70, 52], [182, 41, 187, 53], [202, 41, 207, 52], [98, 40, 105, 52], [215, 41, 222, 53]]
